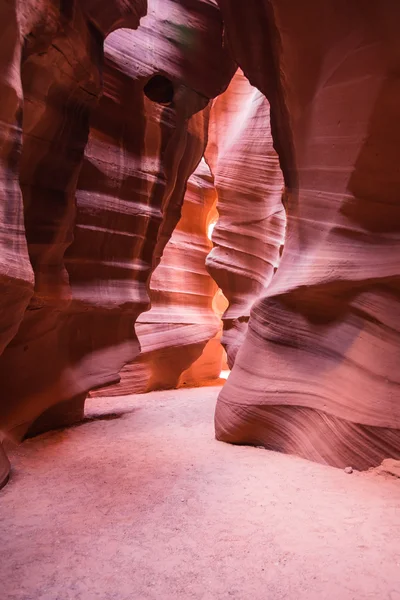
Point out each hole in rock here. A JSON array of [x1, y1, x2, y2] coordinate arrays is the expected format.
[[207, 220, 216, 241], [143, 74, 174, 105]]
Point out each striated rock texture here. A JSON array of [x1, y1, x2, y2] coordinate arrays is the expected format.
[[91, 158, 224, 396], [0, 0, 234, 459], [0, 0, 117, 483], [205, 69, 285, 368], [0, 0, 145, 360], [215, 0, 400, 469], [0, 441, 10, 489]]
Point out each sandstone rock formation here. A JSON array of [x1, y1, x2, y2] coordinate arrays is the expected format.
[[91, 158, 225, 396], [205, 69, 285, 367], [0, 442, 10, 489], [0, 0, 145, 364], [215, 0, 400, 469], [0, 0, 120, 486], [1, 0, 399, 488], [91, 68, 286, 397], [0, 0, 234, 484]]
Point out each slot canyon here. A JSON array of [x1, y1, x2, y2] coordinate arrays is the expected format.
[[1, 1, 400, 599]]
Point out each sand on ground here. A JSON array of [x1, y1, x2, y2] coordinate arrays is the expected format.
[[1, 387, 400, 600]]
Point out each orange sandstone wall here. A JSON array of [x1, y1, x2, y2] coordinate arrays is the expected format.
[[215, 0, 400, 469], [0, 0, 234, 486]]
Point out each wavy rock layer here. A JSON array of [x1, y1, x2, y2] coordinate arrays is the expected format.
[[0, 442, 10, 489], [205, 69, 285, 368], [0, 0, 234, 457], [0, 0, 145, 359], [0, 0, 109, 468], [91, 159, 224, 396], [215, 0, 400, 469]]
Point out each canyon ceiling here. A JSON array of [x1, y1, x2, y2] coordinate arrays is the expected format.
[[1, 0, 399, 487]]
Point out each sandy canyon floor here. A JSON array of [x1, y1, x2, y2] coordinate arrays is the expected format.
[[1, 386, 400, 600]]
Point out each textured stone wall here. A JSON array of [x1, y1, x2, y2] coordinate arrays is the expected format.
[[206, 69, 285, 368], [215, 0, 400, 469], [1, 0, 400, 487], [91, 158, 224, 396], [0, 0, 234, 486]]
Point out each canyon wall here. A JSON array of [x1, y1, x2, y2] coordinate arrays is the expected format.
[[206, 69, 285, 367], [92, 67, 286, 398], [91, 158, 224, 397], [0, 0, 115, 487], [1, 0, 399, 483], [0, 0, 234, 485], [94, 67, 287, 398], [0, 0, 145, 364], [215, 0, 400, 469]]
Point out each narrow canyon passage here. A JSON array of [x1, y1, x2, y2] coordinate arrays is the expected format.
[[1, 1, 400, 599], [2, 388, 400, 600]]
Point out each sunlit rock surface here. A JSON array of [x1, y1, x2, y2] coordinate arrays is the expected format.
[[206, 69, 285, 367], [1, 0, 399, 487], [0, 0, 234, 468], [215, 0, 400, 469], [91, 159, 224, 396]]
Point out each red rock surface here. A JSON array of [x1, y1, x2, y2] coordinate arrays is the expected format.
[[205, 69, 285, 367], [1, 0, 400, 486], [91, 159, 224, 396], [215, 0, 400, 469], [92, 69, 284, 398], [0, 441, 10, 489], [0, 0, 145, 362], [0, 0, 234, 486], [0, 0, 111, 485]]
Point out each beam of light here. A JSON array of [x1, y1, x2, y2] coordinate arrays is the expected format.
[[207, 220, 216, 241]]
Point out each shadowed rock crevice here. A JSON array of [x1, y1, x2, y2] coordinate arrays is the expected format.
[[144, 74, 175, 105]]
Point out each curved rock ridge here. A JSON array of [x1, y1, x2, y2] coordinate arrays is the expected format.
[[205, 69, 285, 368], [0, 0, 109, 450], [0, 0, 147, 363], [0, 0, 52, 361], [0, 441, 10, 489], [215, 0, 400, 469], [91, 158, 224, 396], [0, 0, 234, 454], [82, 0, 147, 35]]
